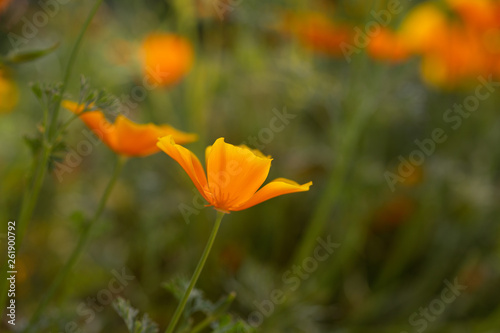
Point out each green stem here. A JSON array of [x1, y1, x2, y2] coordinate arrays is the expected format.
[[47, 0, 104, 142], [291, 100, 372, 264], [25, 156, 126, 332], [290, 52, 377, 265], [165, 211, 225, 333], [0, 142, 51, 318], [0, 0, 104, 320], [16, 143, 51, 252]]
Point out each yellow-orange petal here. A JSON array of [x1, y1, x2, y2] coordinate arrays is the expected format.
[[206, 138, 272, 210], [61, 100, 115, 147], [113, 115, 160, 156], [114, 116, 197, 156], [157, 124, 198, 145], [238, 144, 272, 159], [232, 178, 313, 211], [157, 135, 208, 200]]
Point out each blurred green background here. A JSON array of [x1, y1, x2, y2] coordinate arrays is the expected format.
[[1, 0, 500, 332]]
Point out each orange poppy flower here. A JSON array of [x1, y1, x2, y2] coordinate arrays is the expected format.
[[63, 101, 197, 157], [140, 33, 194, 87], [157, 136, 312, 212]]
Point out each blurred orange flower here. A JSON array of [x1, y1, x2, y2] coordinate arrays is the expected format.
[[446, 0, 500, 31], [398, 1, 500, 87], [0, 69, 19, 114], [63, 101, 197, 157], [398, 3, 449, 54], [281, 11, 352, 57], [140, 33, 194, 87], [367, 28, 409, 62], [157, 136, 312, 212], [419, 25, 490, 87]]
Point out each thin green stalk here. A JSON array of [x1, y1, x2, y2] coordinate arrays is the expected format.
[[47, 0, 104, 142], [16, 143, 51, 251], [0, 143, 51, 318], [25, 156, 126, 332], [291, 97, 373, 265], [172, 0, 208, 148], [0, 0, 104, 319], [290, 52, 378, 265], [165, 211, 225, 333]]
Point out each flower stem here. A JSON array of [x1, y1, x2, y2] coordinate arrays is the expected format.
[[25, 156, 126, 332], [0, 0, 104, 319], [47, 0, 104, 142], [0, 143, 52, 317], [164, 211, 225, 333], [290, 53, 377, 265]]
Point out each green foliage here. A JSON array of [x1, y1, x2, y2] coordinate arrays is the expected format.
[[163, 278, 255, 333], [210, 315, 255, 333], [78, 75, 118, 115], [2, 42, 60, 64], [113, 297, 159, 333], [30, 81, 64, 113]]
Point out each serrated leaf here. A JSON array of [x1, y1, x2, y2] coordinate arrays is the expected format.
[[76, 76, 118, 115], [113, 297, 158, 333], [4, 42, 60, 64], [113, 297, 139, 331], [134, 313, 159, 333]]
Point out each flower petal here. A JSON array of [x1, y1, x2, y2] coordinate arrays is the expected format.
[[157, 135, 208, 200], [232, 178, 312, 211], [158, 124, 198, 145], [206, 138, 272, 210], [61, 100, 115, 148], [114, 116, 197, 156], [238, 144, 272, 159]]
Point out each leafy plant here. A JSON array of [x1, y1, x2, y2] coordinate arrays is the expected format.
[[113, 297, 159, 333]]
